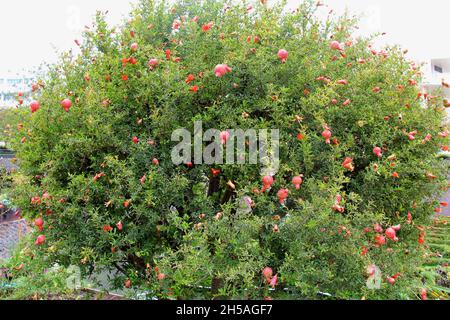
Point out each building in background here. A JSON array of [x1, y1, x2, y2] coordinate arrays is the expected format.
[[0, 72, 33, 110], [422, 58, 450, 119]]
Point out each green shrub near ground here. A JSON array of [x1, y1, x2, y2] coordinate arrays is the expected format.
[[3, 0, 450, 299], [0, 240, 77, 300], [0, 109, 16, 146]]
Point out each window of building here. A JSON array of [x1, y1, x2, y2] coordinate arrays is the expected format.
[[434, 65, 443, 73]]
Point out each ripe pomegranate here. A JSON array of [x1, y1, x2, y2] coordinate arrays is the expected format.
[[172, 19, 181, 30], [277, 189, 289, 204], [116, 221, 123, 231], [132, 136, 139, 144], [148, 58, 159, 68], [157, 273, 166, 281], [30, 101, 40, 113], [185, 74, 195, 84], [130, 42, 138, 51], [31, 197, 42, 205], [201, 22, 213, 32], [387, 277, 395, 285], [35, 235, 46, 246], [373, 147, 382, 158], [34, 218, 44, 232], [129, 57, 137, 65], [214, 64, 232, 77], [374, 234, 386, 246], [152, 158, 159, 165], [61, 99, 72, 112], [262, 267, 273, 281], [420, 288, 427, 300], [385, 227, 399, 242], [269, 274, 278, 288], [332, 194, 345, 213], [211, 168, 221, 177], [342, 157, 354, 171], [292, 175, 303, 190], [277, 49, 288, 63], [322, 127, 332, 144], [407, 131, 417, 141], [262, 175, 274, 192], [330, 40, 342, 51]]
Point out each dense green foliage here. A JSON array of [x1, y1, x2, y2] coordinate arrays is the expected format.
[[3, 0, 449, 299], [0, 109, 15, 144]]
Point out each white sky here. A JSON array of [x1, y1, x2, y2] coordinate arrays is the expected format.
[[0, 0, 449, 75]]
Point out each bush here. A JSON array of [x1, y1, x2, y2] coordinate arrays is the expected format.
[[5, 0, 449, 299], [0, 109, 18, 145], [0, 240, 80, 300]]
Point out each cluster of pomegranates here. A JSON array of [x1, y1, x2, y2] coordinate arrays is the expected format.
[[260, 174, 304, 206], [262, 267, 278, 288]]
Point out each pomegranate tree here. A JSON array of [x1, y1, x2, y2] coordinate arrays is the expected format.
[[4, 0, 449, 300]]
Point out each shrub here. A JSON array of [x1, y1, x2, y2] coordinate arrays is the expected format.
[[1, 110, 12, 146], [5, 0, 449, 299], [0, 240, 80, 300]]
